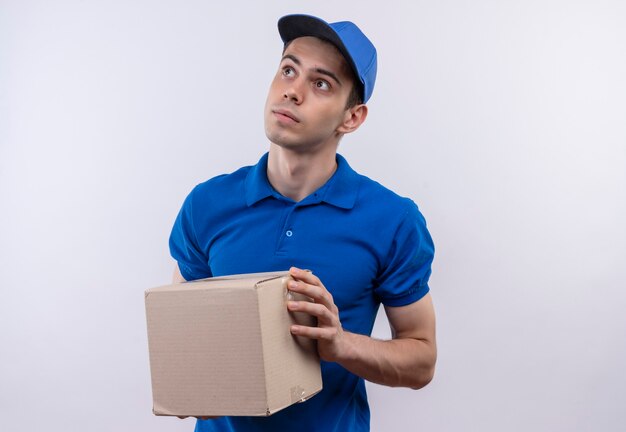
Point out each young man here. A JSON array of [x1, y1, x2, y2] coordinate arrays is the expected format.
[[169, 14, 436, 432]]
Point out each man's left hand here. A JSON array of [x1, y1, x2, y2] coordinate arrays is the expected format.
[[286, 267, 350, 363]]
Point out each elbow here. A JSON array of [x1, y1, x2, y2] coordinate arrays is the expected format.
[[409, 340, 437, 390], [409, 365, 435, 390]]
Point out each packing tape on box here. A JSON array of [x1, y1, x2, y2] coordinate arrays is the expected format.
[[290, 385, 307, 403]]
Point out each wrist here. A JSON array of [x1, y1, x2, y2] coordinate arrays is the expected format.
[[334, 330, 359, 364]]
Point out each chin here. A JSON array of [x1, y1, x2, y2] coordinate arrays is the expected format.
[[265, 127, 296, 149]]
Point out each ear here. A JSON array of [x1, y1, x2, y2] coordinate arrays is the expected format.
[[336, 104, 368, 135]]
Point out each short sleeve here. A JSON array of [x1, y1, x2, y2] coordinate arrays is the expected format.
[[374, 200, 435, 307], [169, 187, 212, 281]]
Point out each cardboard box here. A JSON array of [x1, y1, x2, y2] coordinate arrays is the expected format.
[[145, 271, 322, 417]]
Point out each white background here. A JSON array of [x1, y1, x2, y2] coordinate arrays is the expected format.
[[1, 1, 625, 431]]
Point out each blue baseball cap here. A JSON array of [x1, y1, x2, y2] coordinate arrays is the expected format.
[[278, 14, 378, 103]]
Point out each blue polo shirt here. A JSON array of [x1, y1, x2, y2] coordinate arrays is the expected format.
[[169, 152, 434, 432]]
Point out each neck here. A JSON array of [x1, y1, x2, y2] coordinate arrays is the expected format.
[[267, 144, 338, 202]]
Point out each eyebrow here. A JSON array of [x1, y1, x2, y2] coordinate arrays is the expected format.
[[280, 54, 343, 86]]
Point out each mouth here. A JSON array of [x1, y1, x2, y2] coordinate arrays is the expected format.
[[272, 108, 300, 123]]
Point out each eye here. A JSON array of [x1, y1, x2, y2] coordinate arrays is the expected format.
[[314, 80, 330, 91], [282, 66, 295, 77]]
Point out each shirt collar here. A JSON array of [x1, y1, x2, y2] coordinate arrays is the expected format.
[[321, 154, 359, 209], [245, 152, 360, 209], [245, 153, 274, 206]]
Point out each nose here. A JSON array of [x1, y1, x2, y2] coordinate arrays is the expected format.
[[283, 80, 303, 104]]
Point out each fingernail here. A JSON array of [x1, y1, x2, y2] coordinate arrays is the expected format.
[[291, 325, 299, 334], [287, 301, 297, 309]]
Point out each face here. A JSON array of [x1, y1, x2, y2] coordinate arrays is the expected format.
[[264, 36, 356, 153]]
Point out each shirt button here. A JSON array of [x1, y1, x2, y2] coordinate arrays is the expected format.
[[285, 230, 293, 237]]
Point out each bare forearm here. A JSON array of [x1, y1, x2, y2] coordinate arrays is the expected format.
[[336, 331, 436, 389]]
